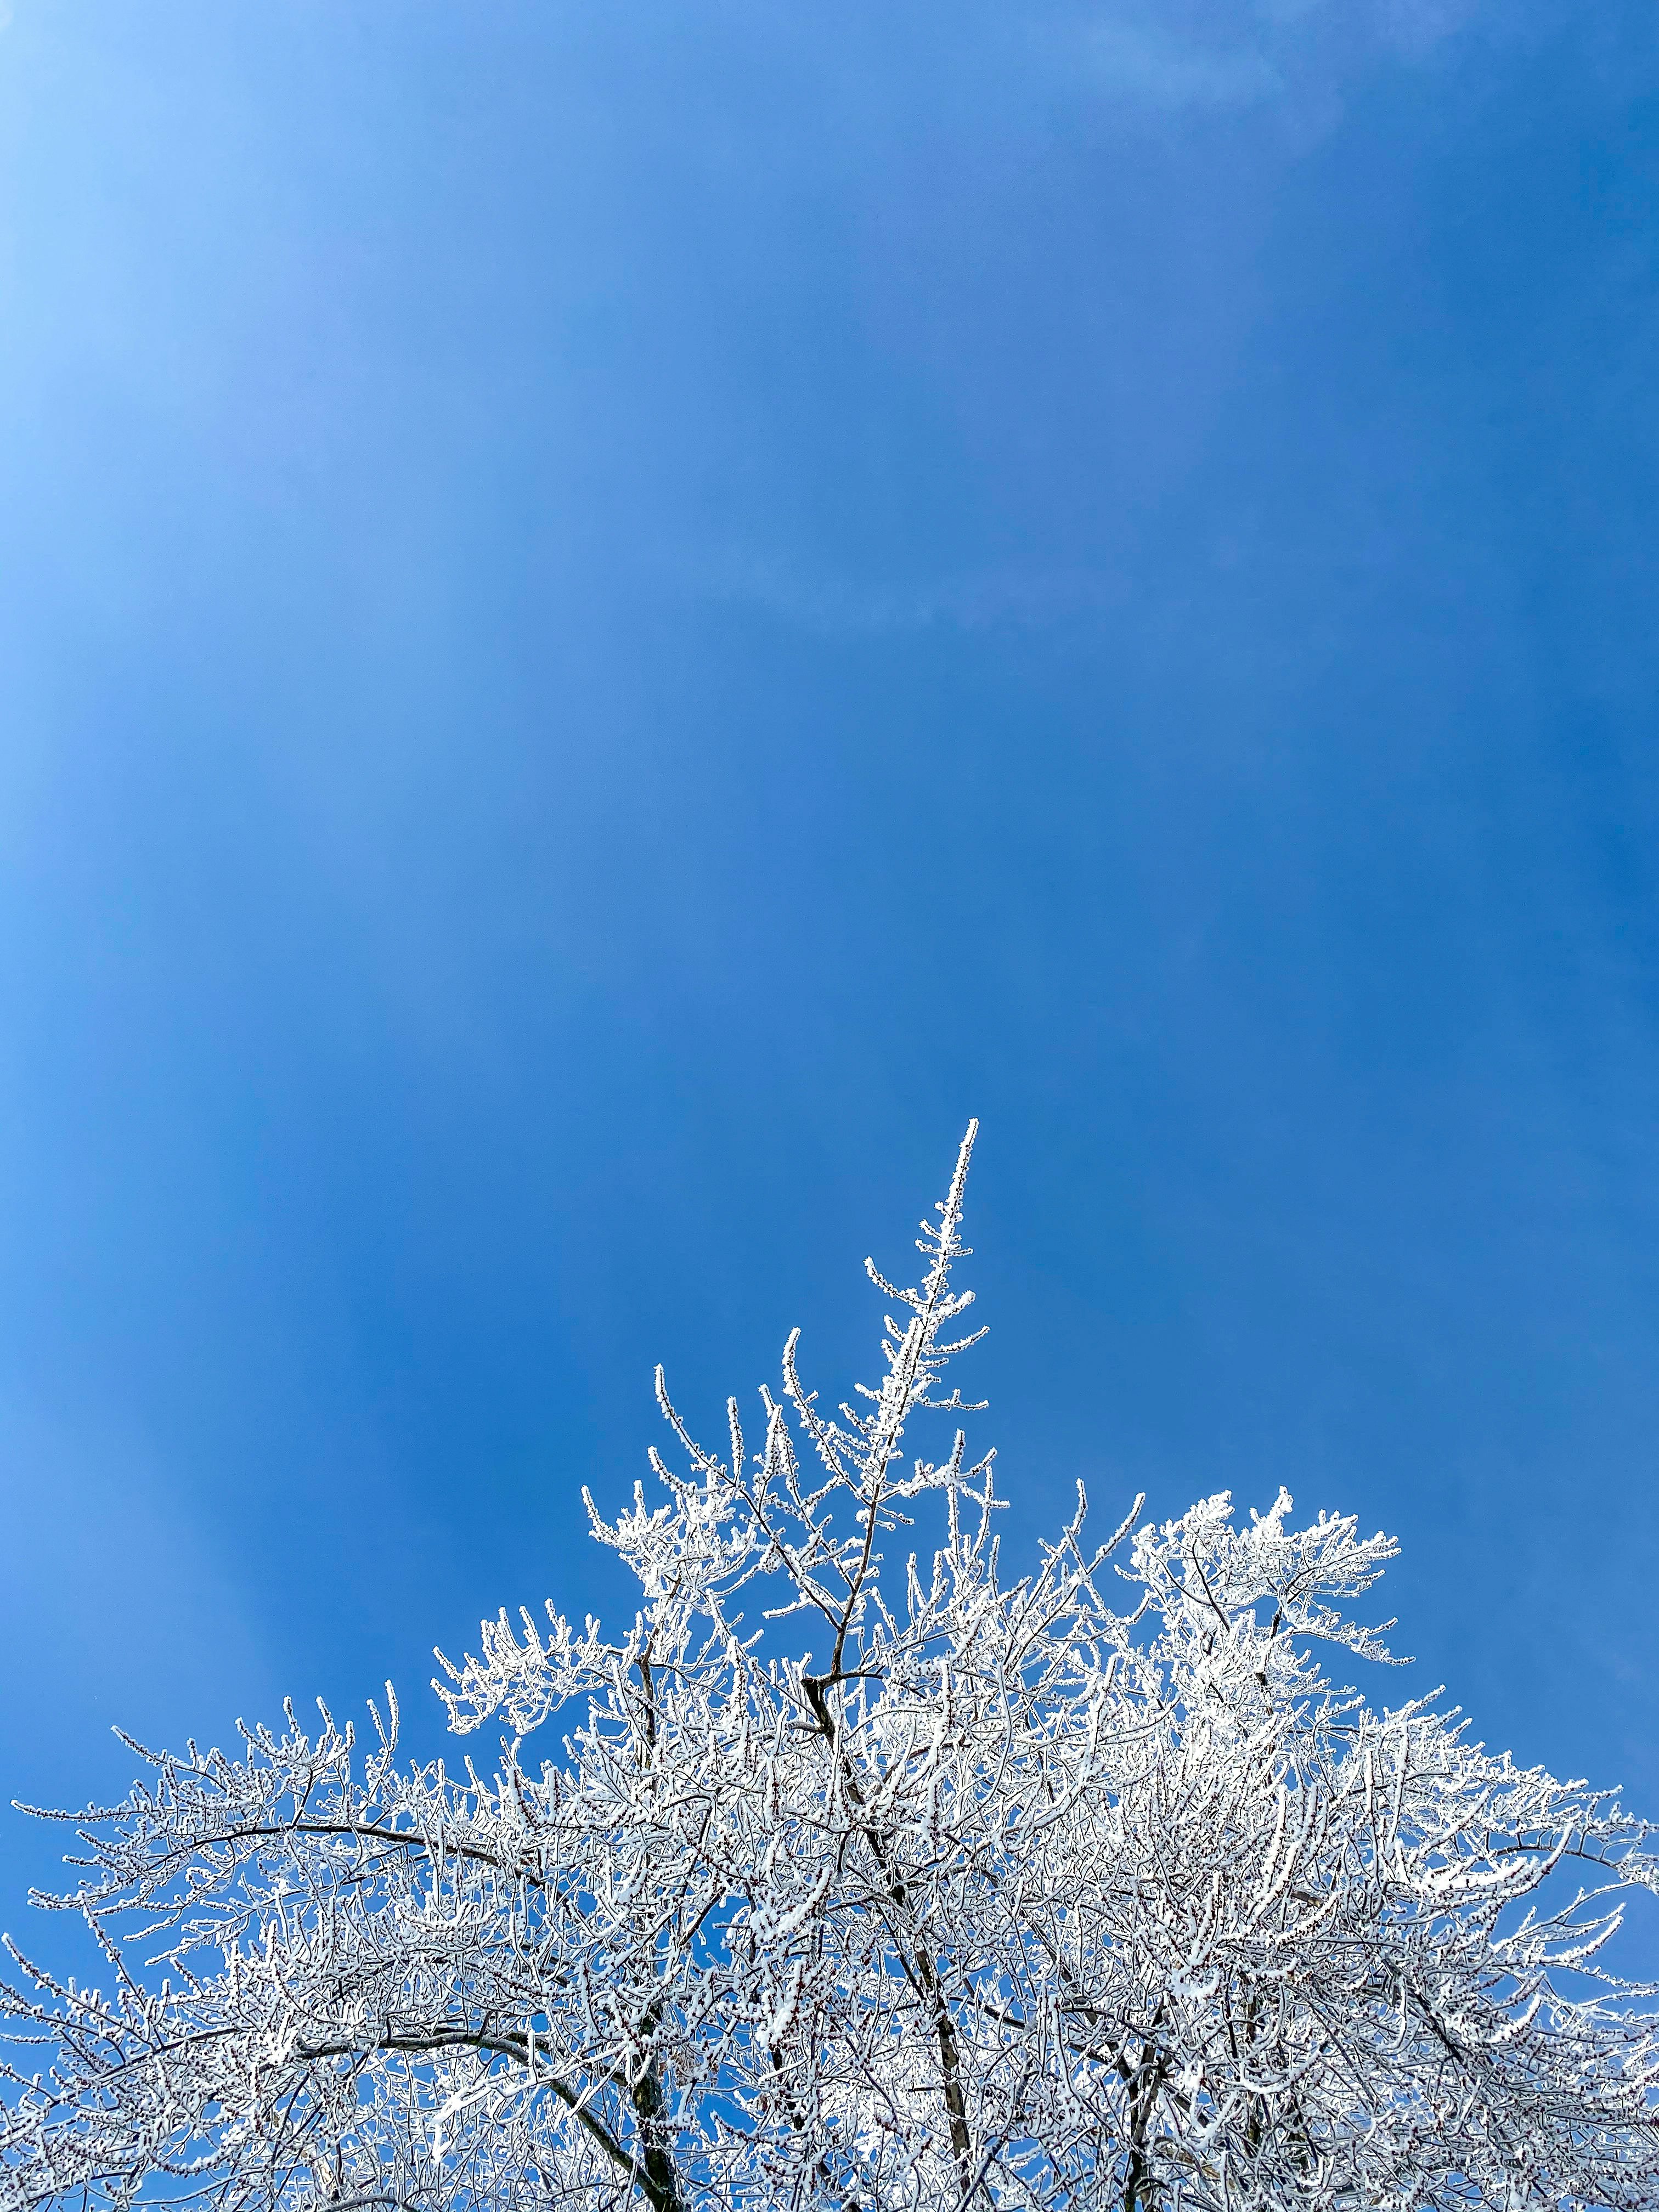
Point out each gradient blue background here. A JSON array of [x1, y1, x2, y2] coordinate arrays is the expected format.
[[2, 0, 1657, 1950]]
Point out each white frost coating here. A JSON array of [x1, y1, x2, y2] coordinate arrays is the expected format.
[[3, 1124, 1659, 2212]]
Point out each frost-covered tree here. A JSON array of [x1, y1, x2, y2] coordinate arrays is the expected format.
[[4, 1126, 1659, 2212]]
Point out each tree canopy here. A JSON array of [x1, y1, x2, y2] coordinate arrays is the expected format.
[[5, 1127, 1658, 2212]]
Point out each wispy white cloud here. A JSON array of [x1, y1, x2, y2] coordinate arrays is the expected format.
[[1082, 20, 1282, 111], [1369, 0, 1490, 61], [1057, 0, 1532, 121], [687, 547, 1132, 635]]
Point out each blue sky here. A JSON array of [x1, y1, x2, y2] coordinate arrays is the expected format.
[[2, 0, 1658, 1934]]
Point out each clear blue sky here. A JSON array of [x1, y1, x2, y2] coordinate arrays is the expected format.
[[2, 0, 1657, 1927]]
